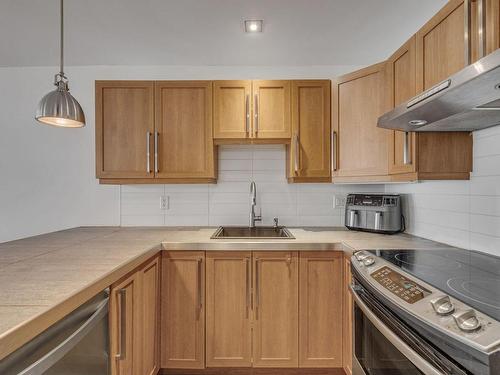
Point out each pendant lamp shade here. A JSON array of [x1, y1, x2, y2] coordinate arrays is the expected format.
[[35, 0, 85, 128], [36, 76, 85, 128]]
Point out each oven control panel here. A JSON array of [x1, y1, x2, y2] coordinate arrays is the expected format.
[[371, 266, 431, 304]]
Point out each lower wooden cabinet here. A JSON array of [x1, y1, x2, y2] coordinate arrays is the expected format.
[[253, 252, 299, 368], [161, 251, 205, 369], [162, 250, 346, 371], [110, 255, 160, 375], [342, 254, 353, 375], [299, 252, 343, 368], [206, 252, 252, 367]]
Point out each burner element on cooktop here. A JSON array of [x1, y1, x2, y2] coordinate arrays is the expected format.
[[447, 277, 500, 310]]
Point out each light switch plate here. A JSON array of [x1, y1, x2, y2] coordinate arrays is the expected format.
[[160, 196, 169, 210], [333, 195, 346, 209]]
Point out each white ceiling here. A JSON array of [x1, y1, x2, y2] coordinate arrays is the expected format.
[[0, 0, 448, 67]]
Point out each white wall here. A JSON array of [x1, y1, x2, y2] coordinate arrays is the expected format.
[[120, 145, 384, 227], [0, 64, 362, 243], [386, 125, 500, 257]]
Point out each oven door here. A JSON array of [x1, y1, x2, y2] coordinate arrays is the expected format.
[[351, 282, 469, 375]]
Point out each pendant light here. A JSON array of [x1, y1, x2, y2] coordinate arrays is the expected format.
[[35, 0, 85, 128]]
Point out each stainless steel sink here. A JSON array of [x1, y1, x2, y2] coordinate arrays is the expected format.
[[211, 226, 295, 239]]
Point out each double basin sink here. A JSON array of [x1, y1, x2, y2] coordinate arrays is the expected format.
[[211, 226, 295, 239]]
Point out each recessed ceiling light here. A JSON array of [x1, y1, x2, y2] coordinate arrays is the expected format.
[[244, 20, 263, 33]]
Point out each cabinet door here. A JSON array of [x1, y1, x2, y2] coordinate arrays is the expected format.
[[299, 252, 342, 368], [333, 63, 389, 180], [486, 0, 500, 54], [140, 256, 160, 375], [253, 80, 291, 139], [155, 81, 215, 179], [110, 273, 141, 375], [342, 255, 353, 375], [288, 80, 331, 182], [387, 37, 417, 175], [253, 252, 298, 368], [95, 81, 154, 179], [213, 81, 252, 139], [206, 252, 252, 367], [161, 251, 205, 369], [416, 0, 467, 91]]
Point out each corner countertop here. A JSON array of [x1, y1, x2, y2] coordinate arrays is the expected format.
[[0, 226, 451, 361]]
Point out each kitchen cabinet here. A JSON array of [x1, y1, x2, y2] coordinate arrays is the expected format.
[[332, 62, 390, 182], [161, 251, 205, 369], [96, 80, 216, 184], [155, 81, 216, 180], [95, 81, 155, 180], [342, 254, 353, 375], [387, 36, 472, 181], [299, 252, 342, 368], [140, 257, 160, 375], [287, 80, 331, 183], [253, 252, 299, 368], [486, 0, 500, 55], [206, 252, 252, 367], [110, 255, 160, 375], [213, 80, 291, 142]]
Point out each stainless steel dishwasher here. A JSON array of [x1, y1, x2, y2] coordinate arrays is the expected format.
[[0, 290, 109, 375]]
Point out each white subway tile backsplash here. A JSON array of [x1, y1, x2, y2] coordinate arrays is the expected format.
[[386, 125, 500, 257], [120, 145, 376, 228]]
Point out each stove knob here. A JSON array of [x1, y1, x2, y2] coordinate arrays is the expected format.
[[430, 295, 455, 316], [362, 256, 375, 267], [452, 310, 482, 332], [354, 251, 368, 262]]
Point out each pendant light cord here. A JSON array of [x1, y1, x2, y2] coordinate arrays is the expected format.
[[60, 0, 64, 76]]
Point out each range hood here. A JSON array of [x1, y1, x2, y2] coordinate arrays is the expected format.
[[378, 48, 500, 132]]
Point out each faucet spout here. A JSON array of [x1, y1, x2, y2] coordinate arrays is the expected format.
[[249, 181, 262, 228]]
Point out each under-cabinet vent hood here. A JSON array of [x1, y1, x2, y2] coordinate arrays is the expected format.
[[378, 49, 500, 132]]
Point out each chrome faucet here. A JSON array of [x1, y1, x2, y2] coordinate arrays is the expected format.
[[249, 181, 262, 228]]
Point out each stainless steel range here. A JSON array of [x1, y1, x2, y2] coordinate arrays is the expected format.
[[350, 248, 500, 375]]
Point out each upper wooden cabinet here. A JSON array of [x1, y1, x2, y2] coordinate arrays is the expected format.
[[486, 0, 500, 54], [155, 81, 215, 180], [287, 80, 331, 183], [161, 251, 205, 370], [213, 80, 252, 139], [96, 81, 155, 180], [299, 252, 342, 368], [214, 80, 291, 142], [96, 80, 216, 184], [332, 63, 390, 182], [110, 255, 160, 375], [387, 36, 473, 181]]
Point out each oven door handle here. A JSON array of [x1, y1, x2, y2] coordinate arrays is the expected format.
[[350, 285, 445, 375], [16, 298, 109, 375]]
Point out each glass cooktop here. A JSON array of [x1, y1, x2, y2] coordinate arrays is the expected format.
[[367, 249, 500, 322]]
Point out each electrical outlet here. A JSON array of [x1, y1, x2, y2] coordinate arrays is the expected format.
[[333, 195, 346, 209], [160, 195, 169, 210]]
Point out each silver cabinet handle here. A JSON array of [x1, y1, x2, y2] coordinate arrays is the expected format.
[[294, 134, 299, 174], [331, 131, 338, 171], [478, 0, 486, 59], [197, 258, 203, 315], [403, 131, 411, 165], [146, 132, 151, 173], [245, 94, 250, 135], [255, 258, 260, 319], [115, 289, 127, 360], [154, 132, 159, 173], [245, 257, 250, 318], [464, 0, 472, 65], [254, 94, 259, 135]]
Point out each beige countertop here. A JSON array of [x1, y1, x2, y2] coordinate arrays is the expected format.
[[0, 226, 451, 361]]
